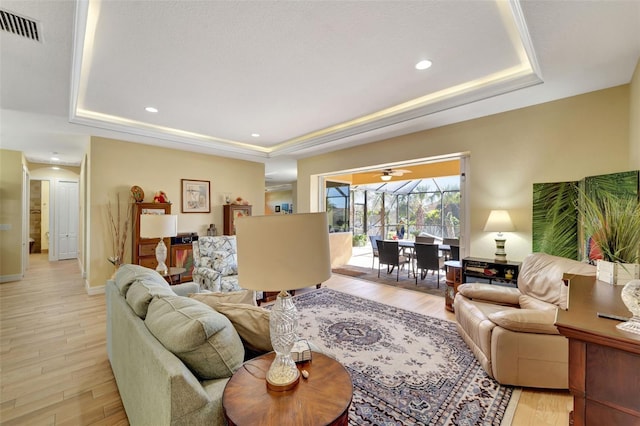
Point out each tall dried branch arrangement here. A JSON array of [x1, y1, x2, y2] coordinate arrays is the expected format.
[[107, 193, 133, 266]]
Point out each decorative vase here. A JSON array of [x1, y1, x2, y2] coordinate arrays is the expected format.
[[596, 260, 640, 286], [617, 279, 640, 335]]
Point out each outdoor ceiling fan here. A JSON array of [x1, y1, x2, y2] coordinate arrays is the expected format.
[[376, 168, 412, 181]]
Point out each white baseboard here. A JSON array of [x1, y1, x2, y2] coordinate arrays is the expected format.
[[0, 274, 23, 283], [85, 280, 105, 295]]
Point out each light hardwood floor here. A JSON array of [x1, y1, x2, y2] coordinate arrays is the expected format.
[[1, 254, 571, 425]]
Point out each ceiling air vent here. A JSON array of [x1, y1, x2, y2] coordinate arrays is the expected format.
[[0, 9, 40, 42]]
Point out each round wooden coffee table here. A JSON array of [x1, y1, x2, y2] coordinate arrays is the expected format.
[[223, 351, 352, 426]]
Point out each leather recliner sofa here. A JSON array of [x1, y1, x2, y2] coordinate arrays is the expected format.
[[454, 252, 596, 388]]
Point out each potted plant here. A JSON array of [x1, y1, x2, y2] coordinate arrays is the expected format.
[[579, 191, 640, 285]]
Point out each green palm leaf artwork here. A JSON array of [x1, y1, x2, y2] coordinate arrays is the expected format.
[[579, 170, 640, 263], [533, 171, 639, 262], [532, 181, 579, 259]]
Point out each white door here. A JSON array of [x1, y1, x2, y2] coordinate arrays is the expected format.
[[56, 180, 79, 260]]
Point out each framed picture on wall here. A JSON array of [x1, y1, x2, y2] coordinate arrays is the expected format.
[[275, 205, 281, 213], [181, 179, 210, 213]]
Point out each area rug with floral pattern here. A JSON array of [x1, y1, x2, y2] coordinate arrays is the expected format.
[[292, 288, 520, 425]]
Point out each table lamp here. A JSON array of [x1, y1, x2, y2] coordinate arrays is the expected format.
[[236, 212, 331, 391], [139, 214, 178, 275], [483, 210, 515, 262]]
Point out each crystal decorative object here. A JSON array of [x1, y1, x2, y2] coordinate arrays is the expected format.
[[617, 279, 640, 335], [266, 290, 300, 390]]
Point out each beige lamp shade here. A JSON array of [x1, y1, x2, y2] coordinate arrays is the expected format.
[[483, 210, 515, 233], [140, 214, 178, 238], [236, 212, 331, 292]]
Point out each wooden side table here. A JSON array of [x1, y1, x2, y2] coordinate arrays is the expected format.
[[162, 267, 185, 285], [223, 352, 352, 426], [445, 260, 462, 312]]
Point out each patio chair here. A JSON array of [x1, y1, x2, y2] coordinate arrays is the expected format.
[[415, 236, 435, 244], [368, 235, 380, 269], [413, 242, 445, 287], [448, 244, 460, 261], [443, 238, 459, 246], [377, 240, 410, 281]]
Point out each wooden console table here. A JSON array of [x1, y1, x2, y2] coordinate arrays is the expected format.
[[462, 257, 520, 286], [555, 274, 639, 426]]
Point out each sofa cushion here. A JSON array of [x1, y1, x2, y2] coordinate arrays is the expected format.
[[145, 296, 244, 380], [517, 253, 596, 310], [488, 309, 560, 335], [519, 294, 557, 311], [125, 279, 175, 318], [189, 290, 257, 306], [114, 264, 167, 296], [212, 250, 238, 276], [211, 303, 272, 353]]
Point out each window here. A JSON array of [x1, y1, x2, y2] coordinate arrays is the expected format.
[[326, 181, 350, 233]]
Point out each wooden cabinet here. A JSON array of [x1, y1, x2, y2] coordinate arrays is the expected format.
[[462, 257, 521, 286], [170, 239, 196, 283], [444, 260, 462, 312], [223, 204, 252, 235], [555, 274, 639, 426], [132, 203, 171, 269]]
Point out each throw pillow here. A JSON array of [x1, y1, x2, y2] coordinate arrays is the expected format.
[[145, 296, 244, 380], [212, 250, 238, 276], [114, 264, 167, 296], [189, 290, 257, 306], [125, 278, 174, 319], [209, 302, 272, 353]]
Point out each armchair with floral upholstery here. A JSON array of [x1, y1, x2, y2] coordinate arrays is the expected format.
[[192, 236, 243, 293]]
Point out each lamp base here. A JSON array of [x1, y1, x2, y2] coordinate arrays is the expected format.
[[494, 236, 507, 262], [266, 353, 300, 391], [155, 238, 168, 275], [266, 290, 300, 391]]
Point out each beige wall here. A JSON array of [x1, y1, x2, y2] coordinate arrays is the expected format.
[[0, 150, 25, 281], [630, 59, 640, 170], [87, 137, 265, 290], [265, 190, 293, 214], [298, 85, 632, 262]]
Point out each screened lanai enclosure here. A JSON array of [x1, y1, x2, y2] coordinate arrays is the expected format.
[[326, 175, 461, 242]]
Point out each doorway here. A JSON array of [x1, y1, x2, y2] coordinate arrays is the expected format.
[[56, 180, 79, 260]]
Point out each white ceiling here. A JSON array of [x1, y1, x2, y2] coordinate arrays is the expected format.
[[1, 1, 639, 186]]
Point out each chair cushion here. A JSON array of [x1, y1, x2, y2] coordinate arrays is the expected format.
[[518, 253, 596, 309], [145, 296, 244, 380], [125, 278, 175, 319], [488, 309, 560, 335]]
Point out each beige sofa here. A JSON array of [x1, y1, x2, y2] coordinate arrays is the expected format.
[[454, 252, 596, 388]]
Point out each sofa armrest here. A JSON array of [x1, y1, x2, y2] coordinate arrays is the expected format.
[[457, 283, 521, 306], [488, 308, 560, 335]]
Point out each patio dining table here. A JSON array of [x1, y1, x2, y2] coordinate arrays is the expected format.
[[383, 240, 452, 265]]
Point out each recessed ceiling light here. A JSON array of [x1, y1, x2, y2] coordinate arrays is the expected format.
[[52, 166, 60, 170], [415, 60, 433, 70], [51, 157, 60, 161], [251, 133, 260, 138], [145, 106, 158, 113]]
